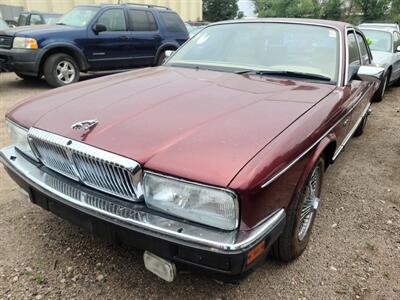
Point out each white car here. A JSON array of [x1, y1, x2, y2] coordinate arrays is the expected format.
[[360, 23, 400, 32], [360, 27, 400, 101]]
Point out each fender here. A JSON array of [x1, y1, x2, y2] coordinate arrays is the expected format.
[[292, 134, 337, 200], [36, 43, 90, 72], [153, 42, 180, 65]]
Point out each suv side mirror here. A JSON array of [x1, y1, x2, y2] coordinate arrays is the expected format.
[[93, 23, 107, 34], [165, 50, 175, 58], [357, 66, 385, 82], [395, 46, 400, 52]]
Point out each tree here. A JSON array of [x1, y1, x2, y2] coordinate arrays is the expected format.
[[320, 0, 344, 20], [353, 0, 390, 21], [203, 0, 239, 22], [251, 0, 320, 18]]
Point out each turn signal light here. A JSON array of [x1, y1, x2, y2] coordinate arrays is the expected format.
[[246, 240, 266, 265]]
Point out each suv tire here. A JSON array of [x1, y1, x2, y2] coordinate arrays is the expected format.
[[156, 50, 168, 66], [43, 53, 80, 88]]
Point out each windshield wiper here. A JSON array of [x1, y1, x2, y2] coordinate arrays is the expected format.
[[236, 70, 332, 82]]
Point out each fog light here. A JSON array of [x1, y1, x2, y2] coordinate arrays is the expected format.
[[143, 251, 176, 282]]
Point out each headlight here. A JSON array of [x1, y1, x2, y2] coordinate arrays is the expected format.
[[13, 37, 38, 49], [5, 119, 37, 160], [144, 172, 239, 230]]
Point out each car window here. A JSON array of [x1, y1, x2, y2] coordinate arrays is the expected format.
[[30, 14, 43, 25], [58, 6, 99, 27], [168, 23, 339, 83], [159, 12, 186, 33], [348, 32, 360, 65], [361, 29, 392, 52], [127, 10, 157, 31], [0, 19, 8, 30], [98, 9, 126, 31], [18, 14, 28, 26], [394, 32, 400, 50], [356, 32, 370, 64]]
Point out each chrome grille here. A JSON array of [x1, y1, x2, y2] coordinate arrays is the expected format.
[[0, 35, 13, 49], [28, 128, 142, 201]]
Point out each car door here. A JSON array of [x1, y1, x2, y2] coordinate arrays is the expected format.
[[126, 9, 161, 66], [391, 32, 400, 81], [348, 31, 374, 133], [86, 8, 133, 70]]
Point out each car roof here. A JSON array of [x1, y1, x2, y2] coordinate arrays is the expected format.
[[211, 18, 353, 31], [359, 26, 397, 34], [74, 3, 173, 11]]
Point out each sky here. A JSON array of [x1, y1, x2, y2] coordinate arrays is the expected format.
[[237, 0, 256, 17]]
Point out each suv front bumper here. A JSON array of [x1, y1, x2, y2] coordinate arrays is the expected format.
[[0, 48, 40, 75], [0, 145, 285, 279]]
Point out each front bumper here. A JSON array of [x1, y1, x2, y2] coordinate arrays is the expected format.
[[0, 48, 40, 75], [0, 145, 285, 278]]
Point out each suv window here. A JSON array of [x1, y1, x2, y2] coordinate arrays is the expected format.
[[348, 32, 360, 65], [30, 14, 43, 25], [394, 32, 400, 50], [159, 12, 186, 32], [356, 32, 370, 64], [18, 14, 28, 26], [128, 10, 157, 31], [98, 9, 126, 31]]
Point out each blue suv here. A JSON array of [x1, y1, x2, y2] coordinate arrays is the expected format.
[[0, 4, 188, 87]]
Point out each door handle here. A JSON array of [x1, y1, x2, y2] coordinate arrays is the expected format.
[[343, 119, 350, 127], [119, 36, 129, 40]]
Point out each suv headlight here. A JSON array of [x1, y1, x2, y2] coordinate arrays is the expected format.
[[13, 37, 38, 49], [5, 119, 37, 160], [143, 172, 239, 230]]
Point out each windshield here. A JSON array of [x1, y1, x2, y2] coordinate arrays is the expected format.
[[361, 30, 392, 52], [43, 14, 61, 25], [167, 23, 339, 83], [57, 6, 99, 27], [0, 19, 7, 30]]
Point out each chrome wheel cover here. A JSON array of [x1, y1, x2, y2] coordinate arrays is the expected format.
[[56, 61, 76, 84], [298, 165, 321, 241]]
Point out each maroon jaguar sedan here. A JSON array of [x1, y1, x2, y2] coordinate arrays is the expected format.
[[1, 19, 383, 282]]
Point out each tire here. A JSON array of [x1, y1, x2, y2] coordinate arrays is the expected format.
[[271, 158, 325, 261], [353, 113, 368, 137], [373, 72, 388, 102], [43, 53, 80, 88], [15, 72, 40, 81], [156, 50, 167, 66]]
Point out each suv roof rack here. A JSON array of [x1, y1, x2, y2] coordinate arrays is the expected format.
[[123, 3, 171, 10]]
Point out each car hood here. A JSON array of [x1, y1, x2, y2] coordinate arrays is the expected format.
[[0, 24, 81, 37], [8, 67, 335, 187], [371, 50, 393, 65]]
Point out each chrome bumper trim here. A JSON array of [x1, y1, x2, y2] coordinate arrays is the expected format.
[[0, 145, 285, 253]]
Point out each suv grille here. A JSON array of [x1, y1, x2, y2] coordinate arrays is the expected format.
[[0, 35, 13, 49], [28, 128, 143, 202]]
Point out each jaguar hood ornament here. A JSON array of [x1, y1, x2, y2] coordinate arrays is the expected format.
[[71, 119, 98, 131]]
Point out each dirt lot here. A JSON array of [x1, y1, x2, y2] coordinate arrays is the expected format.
[[0, 71, 399, 300]]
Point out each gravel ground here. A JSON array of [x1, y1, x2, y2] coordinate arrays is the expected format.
[[0, 72, 399, 300]]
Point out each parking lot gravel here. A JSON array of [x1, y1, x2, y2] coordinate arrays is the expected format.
[[0, 71, 399, 300]]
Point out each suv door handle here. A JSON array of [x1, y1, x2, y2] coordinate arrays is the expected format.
[[343, 119, 350, 127], [119, 36, 129, 40]]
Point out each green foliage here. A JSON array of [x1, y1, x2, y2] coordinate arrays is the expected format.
[[252, 0, 320, 18], [320, 0, 344, 20], [354, 0, 390, 22], [203, 0, 239, 22], [251, 0, 400, 24]]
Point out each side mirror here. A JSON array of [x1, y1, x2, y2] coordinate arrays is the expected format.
[[357, 65, 385, 82], [395, 46, 400, 52], [165, 50, 175, 58], [93, 23, 107, 34]]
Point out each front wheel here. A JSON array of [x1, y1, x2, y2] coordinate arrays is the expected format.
[[271, 158, 324, 261], [43, 53, 80, 88], [373, 72, 388, 102]]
